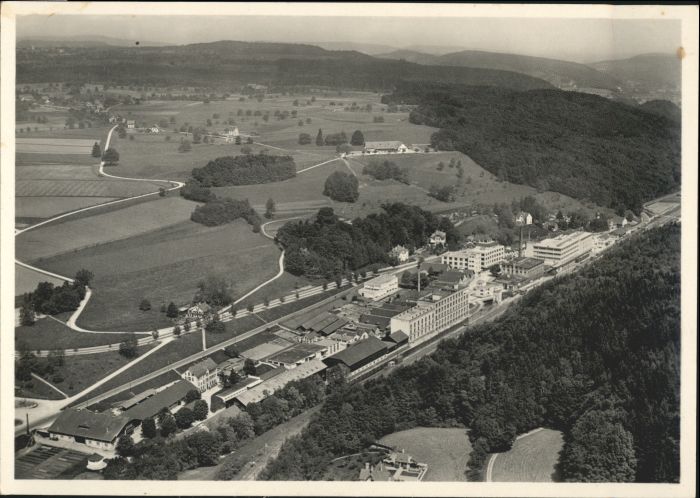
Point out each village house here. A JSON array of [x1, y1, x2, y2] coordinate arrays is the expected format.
[[186, 302, 211, 320], [363, 141, 409, 154], [609, 216, 628, 230], [148, 125, 160, 134], [431, 269, 471, 291], [126, 119, 135, 129], [515, 211, 533, 225], [429, 230, 447, 248], [389, 245, 410, 263], [181, 358, 220, 392]]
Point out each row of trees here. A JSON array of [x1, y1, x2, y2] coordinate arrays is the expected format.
[[276, 205, 459, 279], [260, 224, 680, 482], [362, 159, 409, 184]]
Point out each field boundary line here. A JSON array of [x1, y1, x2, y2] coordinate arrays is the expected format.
[[296, 157, 341, 174], [31, 373, 68, 399]]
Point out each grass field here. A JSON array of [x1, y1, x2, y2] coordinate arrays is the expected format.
[[15, 265, 66, 297], [490, 428, 564, 482], [15, 137, 96, 155], [16, 164, 98, 180], [378, 427, 472, 481], [17, 196, 198, 262], [16, 179, 165, 198], [16, 378, 65, 401], [15, 196, 121, 219], [40, 218, 281, 331], [15, 315, 137, 351]]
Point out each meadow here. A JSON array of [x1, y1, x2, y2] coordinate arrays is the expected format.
[[378, 427, 472, 481], [15, 315, 139, 351], [490, 428, 564, 482], [15, 137, 96, 155], [15, 196, 120, 219], [40, 219, 281, 331], [15, 265, 65, 297], [17, 196, 198, 262]]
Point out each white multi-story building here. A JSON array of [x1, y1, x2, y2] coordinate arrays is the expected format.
[[390, 286, 471, 344], [532, 231, 593, 269], [441, 242, 505, 273], [182, 358, 220, 392], [359, 274, 399, 301], [390, 245, 410, 263]]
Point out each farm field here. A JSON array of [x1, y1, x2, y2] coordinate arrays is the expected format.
[[15, 137, 96, 155], [40, 219, 281, 331], [378, 427, 472, 481], [15, 315, 138, 351], [16, 164, 98, 180], [15, 196, 120, 219], [17, 196, 198, 262], [15, 265, 66, 297], [16, 179, 164, 198], [490, 428, 564, 482]]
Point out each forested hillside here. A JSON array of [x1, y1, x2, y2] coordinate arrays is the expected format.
[[261, 223, 680, 482], [384, 82, 681, 214], [16, 41, 552, 91]]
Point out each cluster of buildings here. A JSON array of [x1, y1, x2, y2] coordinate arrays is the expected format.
[[359, 450, 428, 481]]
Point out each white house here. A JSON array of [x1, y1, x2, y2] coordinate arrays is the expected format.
[[515, 211, 533, 226], [429, 230, 447, 247], [609, 216, 628, 230], [149, 125, 160, 134], [126, 120, 135, 129], [390, 245, 410, 263], [181, 358, 220, 392], [359, 274, 399, 301], [186, 302, 211, 320]]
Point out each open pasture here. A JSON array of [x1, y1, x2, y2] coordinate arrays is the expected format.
[[15, 196, 120, 220], [378, 427, 472, 481], [15, 315, 137, 351], [490, 428, 564, 482], [17, 196, 198, 262], [40, 219, 281, 331], [15, 179, 163, 198], [15, 264, 66, 297], [16, 164, 97, 180]]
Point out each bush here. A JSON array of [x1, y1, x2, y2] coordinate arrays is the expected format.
[[323, 171, 359, 203], [362, 159, 409, 184]]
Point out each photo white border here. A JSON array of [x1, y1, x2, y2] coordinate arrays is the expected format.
[[1, 3, 697, 497]]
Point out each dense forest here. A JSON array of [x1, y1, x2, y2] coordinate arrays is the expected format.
[[383, 82, 681, 214], [276, 204, 459, 279], [191, 153, 296, 187], [261, 223, 680, 482], [16, 42, 552, 92]]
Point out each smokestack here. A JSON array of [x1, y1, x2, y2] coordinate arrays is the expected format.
[[519, 226, 523, 258]]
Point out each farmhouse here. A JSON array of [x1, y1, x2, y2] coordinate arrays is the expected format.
[[359, 273, 399, 301], [186, 302, 211, 320], [181, 358, 220, 392], [364, 141, 408, 154], [47, 409, 132, 453]]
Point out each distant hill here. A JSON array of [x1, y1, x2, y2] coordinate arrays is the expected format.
[[590, 53, 681, 92], [16, 40, 553, 92], [311, 41, 399, 55], [17, 35, 170, 48], [384, 81, 680, 214], [638, 100, 681, 123], [378, 49, 621, 90]]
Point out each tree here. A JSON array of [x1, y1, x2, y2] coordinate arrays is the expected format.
[[160, 413, 177, 437], [151, 329, 159, 340], [175, 407, 195, 429], [118, 334, 138, 358], [336, 143, 352, 154], [195, 274, 232, 306], [206, 315, 225, 334], [185, 389, 201, 403], [323, 171, 359, 203], [185, 431, 221, 466], [265, 198, 276, 219], [139, 299, 151, 311], [91, 142, 102, 157], [173, 325, 182, 337], [243, 358, 257, 376], [166, 302, 179, 318], [193, 400, 209, 421], [350, 130, 365, 146], [116, 434, 135, 457], [74, 269, 93, 288], [19, 301, 35, 326], [141, 418, 157, 439], [298, 133, 311, 145], [102, 148, 119, 165], [315, 128, 323, 146], [489, 264, 501, 276]]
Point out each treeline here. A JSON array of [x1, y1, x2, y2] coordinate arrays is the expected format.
[[180, 180, 261, 230], [261, 224, 680, 482], [276, 204, 459, 279], [383, 81, 681, 214], [362, 159, 409, 184], [191, 153, 296, 187], [103, 375, 326, 480]]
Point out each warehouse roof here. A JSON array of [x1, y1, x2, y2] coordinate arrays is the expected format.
[[265, 343, 324, 365], [48, 409, 129, 443], [364, 141, 405, 149], [122, 380, 196, 421], [324, 336, 388, 369], [235, 360, 326, 406]]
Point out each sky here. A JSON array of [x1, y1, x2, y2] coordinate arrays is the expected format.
[[16, 14, 681, 63]]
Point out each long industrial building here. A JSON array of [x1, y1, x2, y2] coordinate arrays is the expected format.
[[532, 231, 593, 271], [441, 242, 505, 272]]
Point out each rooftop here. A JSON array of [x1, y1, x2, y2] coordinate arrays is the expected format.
[[533, 231, 593, 249], [236, 359, 327, 406], [434, 270, 468, 284], [385, 330, 409, 344], [265, 343, 325, 365], [364, 273, 398, 287], [214, 377, 263, 401], [364, 141, 405, 149], [48, 409, 129, 443], [185, 357, 218, 378], [508, 257, 544, 270], [392, 302, 434, 321], [122, 380, 196, 421], [324, 336, 388, 369], [115, 388, 157, 411]]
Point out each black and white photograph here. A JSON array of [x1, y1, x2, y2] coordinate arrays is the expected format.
[[0, 3, 697, 497]]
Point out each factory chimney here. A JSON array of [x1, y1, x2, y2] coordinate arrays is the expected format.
[[519, 226, 524, 258]]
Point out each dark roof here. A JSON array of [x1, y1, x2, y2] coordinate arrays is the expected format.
[[325, 336, 388, 369], [88, 453, 105, 462], [258, 365, 287, 381], [186, 358, 217, 378], [123, 380, 196, 421], [266, 343, 324, 365], [310, 314, 339, 332], [116, 388, 156, 410], [435, 270, 466, 284], [368, 307, 403, 318], [359, 314, 390, 329], [320, 318, 347, 335], [48, 408, 129, 443], [214, 377, 261, 401], [385, 330, 409, 344]]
